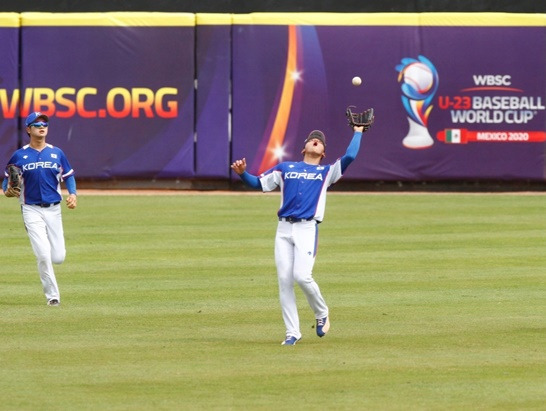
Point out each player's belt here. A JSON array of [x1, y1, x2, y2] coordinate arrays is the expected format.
[[279, 217, 315, 223], [31, 202, 61, 208]]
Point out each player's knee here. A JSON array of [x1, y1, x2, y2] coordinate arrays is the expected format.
[[294, 271, 313, 286], [51, 249, 66, 265], [35, 254, 50, 264]]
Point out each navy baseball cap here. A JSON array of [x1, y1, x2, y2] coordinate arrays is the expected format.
[[304, 130, 326, 147], [25, 112, 49, 127]]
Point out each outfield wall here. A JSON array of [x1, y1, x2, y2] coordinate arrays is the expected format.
[[0, 12, 545, 182]]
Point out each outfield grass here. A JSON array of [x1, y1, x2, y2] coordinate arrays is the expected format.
[[1, 192, 544, 410]]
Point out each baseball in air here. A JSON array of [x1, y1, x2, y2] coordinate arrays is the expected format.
[[352, 76, 362, 86]]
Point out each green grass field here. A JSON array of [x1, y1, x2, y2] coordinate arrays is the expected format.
[[1, 192, 544, 410]]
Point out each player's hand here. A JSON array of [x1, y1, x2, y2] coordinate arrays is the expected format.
[[230, 158, 247, 175], [66, 194, 77, 209], [354, 125, 364, 132], [4, 186, 20, 198]]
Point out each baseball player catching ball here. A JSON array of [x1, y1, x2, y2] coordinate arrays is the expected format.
[[231, 107, 374, 345], [3, 112, 77, 306]]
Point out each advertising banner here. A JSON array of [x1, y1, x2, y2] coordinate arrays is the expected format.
[[0, 14, 20, 164], [1, 12, 544, 183], [195, 14, 231, 178], [19, 12, 196, 179], [231, 13, 546, 181]]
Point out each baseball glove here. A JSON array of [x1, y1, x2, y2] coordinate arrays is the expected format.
[[7, 164, 22, 196], [346, 106, 375, 131]]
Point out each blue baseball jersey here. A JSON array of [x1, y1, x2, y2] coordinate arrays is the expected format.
[[259, 159, 343, 222], [4, 143, 75, 205]]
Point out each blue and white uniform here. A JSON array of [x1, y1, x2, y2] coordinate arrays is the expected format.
[[3, 144, 75, 206], [3, 114, 76, 305], [239, 130, 363, 341]]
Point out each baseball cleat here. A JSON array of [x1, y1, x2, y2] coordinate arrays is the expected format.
[[316, 316, 330, 337], [47, 299, 60, 306], [281, 336, 301, 346]]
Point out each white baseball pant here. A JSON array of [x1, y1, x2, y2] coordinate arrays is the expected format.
[[275, 220, 328, 339], [22, 204, 66, 302]]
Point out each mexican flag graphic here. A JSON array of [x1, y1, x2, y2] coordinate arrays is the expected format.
[[445, 129, 462, 143]]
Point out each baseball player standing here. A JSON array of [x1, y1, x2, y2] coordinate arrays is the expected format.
[[231, 110, 374, 345], [3, 112, 77, 306]]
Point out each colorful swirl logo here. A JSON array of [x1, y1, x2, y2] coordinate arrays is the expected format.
[[396, 55, 439, 149]]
